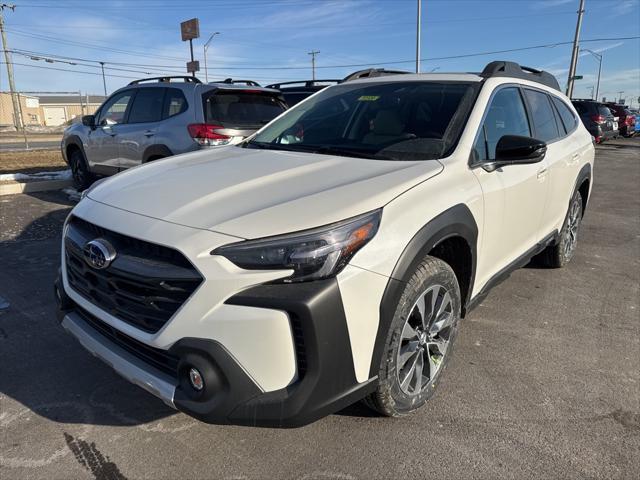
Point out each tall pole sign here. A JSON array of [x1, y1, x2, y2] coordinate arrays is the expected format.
[[181, 18, 200, 77]]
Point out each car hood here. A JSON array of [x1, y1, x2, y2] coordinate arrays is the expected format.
[[88, 147, 443, 239]]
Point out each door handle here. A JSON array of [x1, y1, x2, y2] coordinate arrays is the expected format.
[[537, 167, 548, 179], [144, 130, 155, 137]]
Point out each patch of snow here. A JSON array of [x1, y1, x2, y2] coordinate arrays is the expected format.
[[0, 169, 72, 182]]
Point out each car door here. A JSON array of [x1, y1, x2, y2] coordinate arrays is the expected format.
[[85, 90, 134, 174], [116, 87, 166, 169], [471, 86, 550, 287], [541, 94, 583, 234]]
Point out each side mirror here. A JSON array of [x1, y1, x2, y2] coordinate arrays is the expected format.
[[483, 135, 546, 172], [82, 115, 96, 128]]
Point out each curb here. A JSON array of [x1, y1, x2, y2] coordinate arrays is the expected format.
[[0, 178, 72, 196]]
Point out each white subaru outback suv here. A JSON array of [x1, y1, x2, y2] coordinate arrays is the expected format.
[[55, 61, 594, 427]]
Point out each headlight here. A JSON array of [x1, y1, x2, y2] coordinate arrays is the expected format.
[[212, 209, 382, 283]]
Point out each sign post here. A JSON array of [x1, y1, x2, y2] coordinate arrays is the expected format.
[[180, 18, 200, 77]]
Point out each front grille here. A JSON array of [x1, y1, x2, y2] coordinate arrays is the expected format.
[[65, 216, 202, 333], [76, 305, 179, 378]]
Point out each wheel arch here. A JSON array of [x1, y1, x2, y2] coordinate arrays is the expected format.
[[574, 162, 592, 216], [143, 144, 173, 163], [368, 204, 478, 378], [64, 136, 86, 164]]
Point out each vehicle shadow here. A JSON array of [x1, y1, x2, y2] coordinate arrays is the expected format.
[[0, 191, 177, 427]]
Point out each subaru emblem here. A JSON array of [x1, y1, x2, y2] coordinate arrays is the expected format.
[[83, 239, 116, 270]]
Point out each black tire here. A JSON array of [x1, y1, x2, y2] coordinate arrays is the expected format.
[[68, 148, 94, 190], [539, 190, 583, 268], [364, 256, 461, 417]]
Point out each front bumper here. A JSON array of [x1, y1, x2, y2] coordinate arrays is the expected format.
[[56, 274, 377, 428]]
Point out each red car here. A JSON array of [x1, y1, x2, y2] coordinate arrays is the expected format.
[[606, 103, 636, 137]]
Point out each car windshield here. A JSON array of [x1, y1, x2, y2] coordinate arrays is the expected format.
[[248, 81, 478, 161]]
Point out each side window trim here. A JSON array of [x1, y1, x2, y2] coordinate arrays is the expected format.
[[469, 83, 531, 168]]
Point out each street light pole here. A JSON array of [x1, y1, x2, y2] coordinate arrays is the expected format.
[[580, 48, 602, 102], [566, 0, 585, 98], [203, 32, 220, 83], [99, 62, 107, 95], [415, 0, 422, 73]]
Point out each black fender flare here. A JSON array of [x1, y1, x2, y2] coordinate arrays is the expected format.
[[142, 144, 173, 163], [573, 162, 592, 214], [62, 135, 86, 164], [368, 203, 478, 378]]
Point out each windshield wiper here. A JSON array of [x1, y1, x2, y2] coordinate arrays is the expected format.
[[311, 146, 392, 160]]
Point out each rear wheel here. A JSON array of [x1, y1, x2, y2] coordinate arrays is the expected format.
[[68, 148, 94, 190], [364, 256, 461, 417], [540, 190, 583, 268]]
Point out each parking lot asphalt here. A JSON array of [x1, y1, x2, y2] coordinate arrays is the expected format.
[[1, 138, 638, 480]]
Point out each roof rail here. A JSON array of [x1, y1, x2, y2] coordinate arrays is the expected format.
[[128, 76, 202, 85], [480, 61, 560, 91], [265, 79, 340, 89], [342, 68, 410, 82], [213, 78, 261, 87]]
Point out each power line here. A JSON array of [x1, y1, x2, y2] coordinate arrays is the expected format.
[[7, 36, 639, 73]]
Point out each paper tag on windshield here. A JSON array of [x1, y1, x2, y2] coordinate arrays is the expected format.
[[358, 95, 380, 101]]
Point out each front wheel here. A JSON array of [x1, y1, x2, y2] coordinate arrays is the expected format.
[[540, 190, 583, 268], [364, 256, 461, 417], [68, 149, 94, 190]]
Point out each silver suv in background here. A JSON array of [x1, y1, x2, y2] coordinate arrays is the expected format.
[[61, 76, 287, 189]]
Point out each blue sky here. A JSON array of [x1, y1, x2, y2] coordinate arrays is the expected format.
[[1, 0, 639, 105]]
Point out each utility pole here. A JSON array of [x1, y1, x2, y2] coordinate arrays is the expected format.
[[416, 0, 422, 73], [1, 3, 27, 148], [308, 50, 320, 81], [99, 62, 107, 95], [203, 32, 220, 83], [566, 0, 585, 99], [587, 86, 594, 100]]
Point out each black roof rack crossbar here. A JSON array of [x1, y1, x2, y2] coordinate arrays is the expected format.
[[128, 76, 202, 85], [342, 68, 411, 82], [480, 61, 560, 91], [214, 78, 261, 87], [265, 79, 340, 89]]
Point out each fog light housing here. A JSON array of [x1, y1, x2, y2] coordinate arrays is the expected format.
[[189, 367, 204, 391]]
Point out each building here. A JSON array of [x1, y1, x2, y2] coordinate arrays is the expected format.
[[0, 92, 106, 128]]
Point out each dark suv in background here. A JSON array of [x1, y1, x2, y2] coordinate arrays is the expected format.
[[62, 76, 287, 188], [266, 69, 410, 106], [572, 99, 618, 143], [605, 102, 636, 137]]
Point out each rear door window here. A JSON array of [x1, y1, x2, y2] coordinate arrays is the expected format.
[[523, 89, 560, 142], [551, 97, 577, 133], [203, 90, 286, 127], [128, 88, 165, 124]]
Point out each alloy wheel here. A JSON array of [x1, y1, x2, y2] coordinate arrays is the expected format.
[[564, 198, 581, 258], [396, 284, 454, 396]]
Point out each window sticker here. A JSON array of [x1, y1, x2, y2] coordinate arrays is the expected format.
[[358, 95, 380, 101]]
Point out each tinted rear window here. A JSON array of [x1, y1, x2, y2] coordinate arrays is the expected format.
[[203, 91, 286, 127], [598, 105, 612, 116]]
